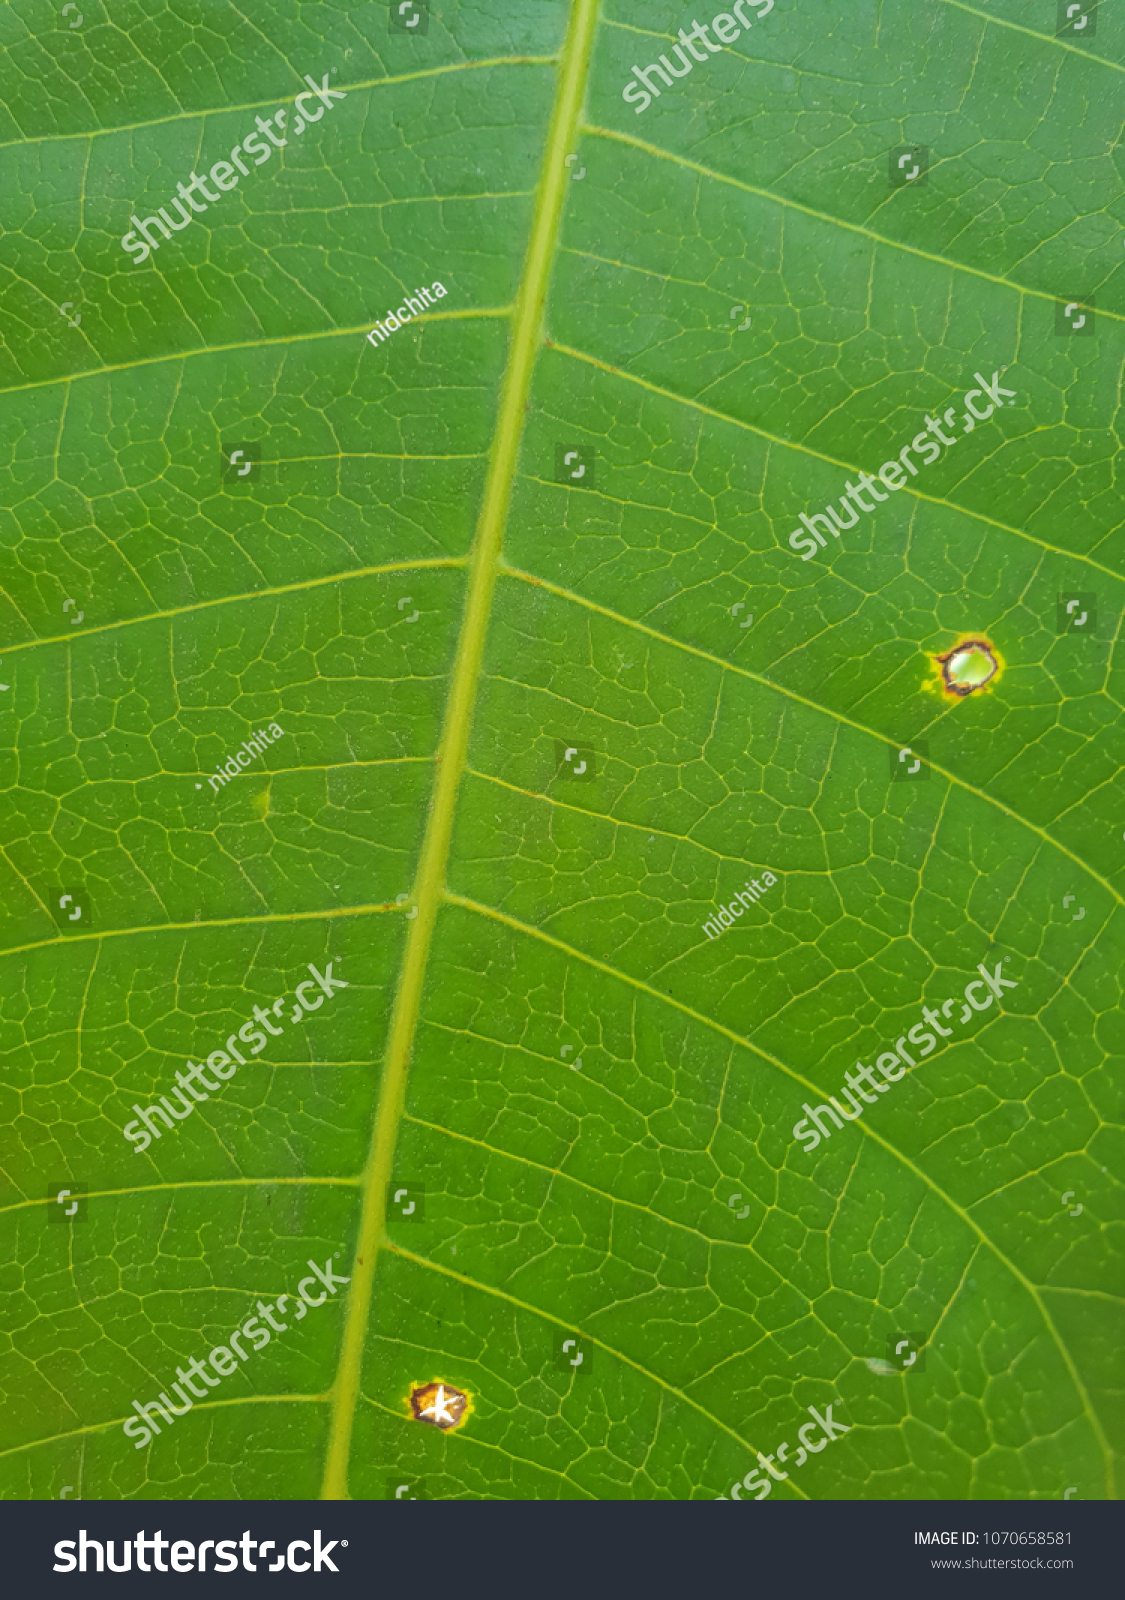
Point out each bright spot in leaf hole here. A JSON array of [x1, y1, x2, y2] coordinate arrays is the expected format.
[[410, 1382, 468, 1431], [937, 639, 998, 697]]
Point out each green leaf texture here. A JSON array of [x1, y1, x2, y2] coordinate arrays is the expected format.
[[1, 0, 1122, 1501]]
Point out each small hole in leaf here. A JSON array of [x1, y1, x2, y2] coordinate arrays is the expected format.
[[936, 639, 998, 697], [409, 1382, 469, 1431]]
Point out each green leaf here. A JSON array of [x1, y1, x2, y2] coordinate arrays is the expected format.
[[1, 0, 1121, 1503]]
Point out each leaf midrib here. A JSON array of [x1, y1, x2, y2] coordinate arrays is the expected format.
[[317, 0, 603, 1501]]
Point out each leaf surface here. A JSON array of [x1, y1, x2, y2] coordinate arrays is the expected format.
[[0, 0, 1121, 1502]]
